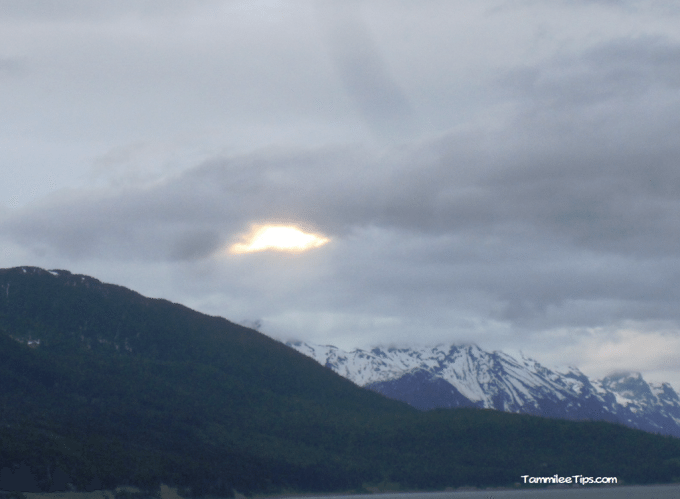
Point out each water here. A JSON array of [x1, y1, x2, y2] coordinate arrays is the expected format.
[[288, 485, 680, 499]]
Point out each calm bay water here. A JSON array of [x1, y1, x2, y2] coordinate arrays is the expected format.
[[289, 485, 680, 499]]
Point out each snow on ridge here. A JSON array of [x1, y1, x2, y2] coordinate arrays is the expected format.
[[287, 342, 580, 407], [285, 341, 680, 438]]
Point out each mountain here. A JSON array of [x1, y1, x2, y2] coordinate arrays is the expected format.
[[4, 266, 680, 495], [287, 342, 680, 437], [0, 267, 413, 495]]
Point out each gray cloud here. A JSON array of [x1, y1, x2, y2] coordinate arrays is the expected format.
[[0, 57, 24, 74], [3, 0, 680, 386], [5, 78, 680, 329], [502, 37, 680, 112], [315, 1, 420, 142], [0, 0, 214, 20]]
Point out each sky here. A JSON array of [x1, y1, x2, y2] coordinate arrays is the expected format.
[[2, 0, 680, 388]]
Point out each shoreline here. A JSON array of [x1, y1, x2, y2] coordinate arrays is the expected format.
[[10, 481, 679, 499]]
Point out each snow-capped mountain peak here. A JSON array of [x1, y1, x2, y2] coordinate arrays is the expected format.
[[287, 341, 680, 438]]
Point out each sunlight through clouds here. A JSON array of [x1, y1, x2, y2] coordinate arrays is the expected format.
[[228, 224, 330, 254], [3, 0, 680, 390]]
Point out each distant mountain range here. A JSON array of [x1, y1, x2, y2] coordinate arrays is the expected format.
[[288, 342, 680, 438], [4, 266, 680, 495]]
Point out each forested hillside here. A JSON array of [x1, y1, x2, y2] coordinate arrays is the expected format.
[[2, 267, 680, 496]]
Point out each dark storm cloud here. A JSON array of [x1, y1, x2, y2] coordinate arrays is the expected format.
[[0, 182, 234, 262], [490, 37, 680, 257], [169, 229, 223, 261]]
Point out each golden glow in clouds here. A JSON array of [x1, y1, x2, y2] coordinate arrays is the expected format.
[[229, 225, 330, 254]]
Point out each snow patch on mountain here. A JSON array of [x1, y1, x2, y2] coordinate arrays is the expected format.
[[287, 341, 680, 438]]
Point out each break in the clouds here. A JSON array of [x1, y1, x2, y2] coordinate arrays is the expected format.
[[2, 0, 680, 387]]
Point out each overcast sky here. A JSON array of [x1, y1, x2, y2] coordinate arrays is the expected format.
[[3, 0, 680, 387]]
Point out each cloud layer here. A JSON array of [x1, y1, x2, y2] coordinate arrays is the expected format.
[[2, 0, 680, 386]]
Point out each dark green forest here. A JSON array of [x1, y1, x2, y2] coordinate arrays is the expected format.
[[2, 267, 680, 496]]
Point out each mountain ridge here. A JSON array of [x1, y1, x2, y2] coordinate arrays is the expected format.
[[4, 266, 680, 494], [287, 341, 680, 437]]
